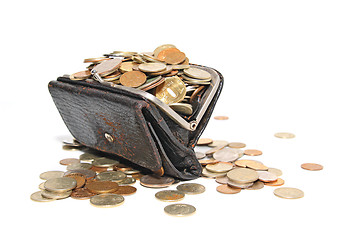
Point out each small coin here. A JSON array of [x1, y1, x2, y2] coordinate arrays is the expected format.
[[257, 171, 278, 182], [138, 62, 166, 73], [66, 163, 92, 171], [215, 176, 230, 184], [64, 173, 86, 188], [184, 67, 211, 80], [246, 161, 268, 171], [120, 71, 147, 87], [169, 103, 193, 115], [30, 191, 55, 202], [90, 193, 125, 208], [96, 171, 127, 182], [244, 149, 263, 156], [59, 158, 80, 166], [140, 175, 175, 188], [195, 152, 206, 160], [71, 188, 96, 200], [92, 58, 122, 77], [227, 168, 259, 184], [44, 177, 77, 193], [197, 138, 213, 146], [201, 167, 227, 178], [206, 162, 234, 173], [92, 158, 119, 168], [85, 181, 119, 194], [268, 168, 283, 177], [41, 189, 72, 200], [213, 148, 240, 162], [64, 169, 96, 180], [208, 140, 229, 148], [274, 132, 296, 139], [216, 184, 241, 194], [39, 171, 65, 180], [274, 187, 304, 199], [155, 190, 185, 202], [228, 142, 246, 148], [265, 178, 285, 186], [112, 186, 137, 196], [199, 158, 219, 165], [164, 204, 196, 217], [176, 183, 205, 195], [155, 76, 186, 105], [301, 163, 323, 171], [246, 180, 264, 190], [227, 179, 254, 189], [118, 177, 136, 186], [214, 116, 229, 120]]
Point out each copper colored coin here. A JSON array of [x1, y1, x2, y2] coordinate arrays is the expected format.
[[90, 165, 109, 173], [265, 178, 285, 186], [155, 190, 185, 202], [216, 184, 241, 194], [162, 51, 186, 65], [199, 158, 219, 165], [85, 181, 119, 194], [189, 85, 205, 103], [112, 186, 137, 196], [228, 142, 246, 149], [113, 164, 133, 172], [59, 158, 80, 166], [131, 174, 144, 180], [64, 173, 86, 188], [141, 77, 165, 92], [71, 188, 96, 200], [301, 163, 323, 171], [120, 71, 146, 87], [70, 70, 91, 80], [197, 138, 213, 146], [64, 169, 96, 180], [157, 48, 180, 61], [140, 175, 175, 188], [214, 116, 229, 120], [244, 149, 263, 156]]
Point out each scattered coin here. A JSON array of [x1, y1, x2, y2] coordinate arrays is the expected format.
[[215, 176, 230, 184], [265, 178, 285, 186], [244, 149, 263, 156], [274, 132, 296, 139], [216, 184, 241, 194], [39, 171, 65, 180], [301, 163, 323, 171], [92, 158, 119, 168], [208, 140, 229, 148], [90, 193, 125, 208], [79, 153, 99, 161], [155, 190, 185, 202], [140, 175, 175, 188], [155, 76, 186, 105], [176, 183, 205, 195], [64, 169, 96, 180], [85, 181, 119, 194], [206, 162, 234, 173], [44, 177, 77, 193], [214, 116, 229, 120], [235, 159, 262, 168], [96, 171, 127, 183], [199, 158, 219, 165], [227, 168, 259, 184], [197, 138, 213, 146], [228, 142, 246, 148], [112, 186, 137, 196], [246, 181, 264, 190], [164, 204, 196, 217], [268, 168, 283, 177], [30, 191, 55, 202], [71, 188, 96, 200], [257, 171, 278, 182], [246, 161, 268, 171], [273, 187, 304, 199]]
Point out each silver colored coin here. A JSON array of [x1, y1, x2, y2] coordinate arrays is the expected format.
[[92, 58, 122, 77], [96, 171, 127, 182], [246, 180, 264, 190], [39, 171, 65, 180], [181, 74, 211, 82], [257, 171, 278, 182], [90, 193, 125, 208], [227, 168, 259, 184], [205, 145, 226, 155], [30, 191, 55, 202], [118, 177, 136, 186], [155, 190, 185, 202], [79, 153, 100, 161], [41, 189, 72, 200], [208, 140, 229, 148], [138, 62, 166, 73], [123, 169, 140, 175], [44, 177, 77, 193], [206, 162, 233, 173], [176, 183, 205, 195], [66, 163, 92, 171], [227, 179, 254, 189], [213, 148, 240, 162], [164, 204, 196, 217], [274, 187, 304, 199], [215, 176, 230, 184], [195, 152, 206, 160], [182, 79, 211, 85], [268, 167, 283, 177], [183, 67, 211, 80], [92, 158, 119, 168], [202, 168, 227, 178], [172, 64, 190, 70], [169, 103, 193, 115]]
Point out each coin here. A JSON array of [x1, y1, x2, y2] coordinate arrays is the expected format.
[[197, 138, 213, 145], [227, 168, 259, 184], [228, 142, 246, 148], [169, 103, 193, 115], [119, 62, 138, 72], [112, 186, 137, 196], [64, 169, 96, 180], [155, 76, 186, 104], [227, 180, 254, 189], [301, 163, 323, 171], [79, 152, 99, 161], [84, 57, 109, 63], [246, 180, 264, 190], [92, 58, 122, 77], [208, 140, 229, 148], [195, 152, 206, 159], [30, 191, 55, 202], [184, 67, 211, 80], [71, 188, 96, 200], [214, 116, 229, 120], [206, 162, 234, 173], [41, 189, 72, 200], [113, 164, 133, 172], [265, 178, 285, 186], [85, 181, 119, 194], [182, 74, 211, 82], [189, 85, 205, 103], [39, 182, 45, 190], [199, 158, 219, 165], [123, 169, 140, 175], [44, 177, 77, 193], [153, 44, 177, 57], [164, 204, 196, 217], [59, 158, 80, 166], [155, 190, 185, 202], [96, 171, 127, 182], [205, 145, 226, 155], [39, 171, 65, 180], [120, 71, 147, 87], [140, 76, 165, 91], [257, 171, 278, 182], [213, 148, 240, 162], [201, 167, 227, 178], [64, 173, 86, 188], [158, 49, 186, 65], [137, 76, 162, 90], [244, 149, 263, 156], [246, 161, 268, 171], [138, 62, 166, 73], [274, 132, 296, 139], [90, 193, 125, 208], [90, 166, 112, 173], [149, 65, 173, 76], [140, 175, 175, 188], [235, 159, 262, 168], [66, 163, 92, 171], [274, 187, 304, 199], [118, 177, 136, 186], [70, 70, 91, 81], [216, 184, 241, 194], [92, 158, 119, 168], [268, 168, 283, 177], [176, 183, 205, 195]]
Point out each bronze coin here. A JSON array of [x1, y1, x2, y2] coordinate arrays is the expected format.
[[64, 169, 96, 180], [228, 142, 246, 149], [85, 181, 119, 194], [189, 85, 205, 103], [244, 149, 263, 156], [70, 70, 91, 80], [140, 175, 175, 188], [112, 186, 137, 196], [164, 70, 179, 77], [162, 51, 186, 65], [120, 71, 147, 87], [301, 163, 323, 171], [214, 116, 229, 120], [71, 188, 96, 200], [64, 173, 86, 188], [157, 48, 180, 61], [90, 165, 109, 173], [265, 178, 285, 186], [131, 173, 144, 180], [197, 138, 213, 145], [113, 164, 133, 172], [216, 184, 241, 194], [59, 158, 80, 166]]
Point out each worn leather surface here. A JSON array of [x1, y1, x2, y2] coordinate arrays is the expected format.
[[48, 65, 223, 180]]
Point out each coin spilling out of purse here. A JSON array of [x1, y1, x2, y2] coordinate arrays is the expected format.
[[69, 44, 212, 116]]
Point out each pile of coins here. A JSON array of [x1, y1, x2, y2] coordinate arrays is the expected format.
[[69, 44, 213, 116]]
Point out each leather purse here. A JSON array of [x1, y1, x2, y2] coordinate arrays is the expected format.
[[48, 64, 223, 180]]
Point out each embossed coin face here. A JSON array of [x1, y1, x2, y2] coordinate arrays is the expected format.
[[301, 163, 323, 171], [216, 184, 241, 194], [184, 67, 211, 80], [138, 62, 166, 72], [265, 178, 285, 186], [120, 71, 147, 87], [44, 177, 77, 193], [206, 162, 234, 173], [155, 190, 185, 202], [274, 187, 304, 199], [197, 138, 213, 146], [176, 183, 205, 195], [155, 76, 186, 105], [96, 171, 127, 182], [228, 142, 246, 149], [227, 168, 259, 184], [257, 171, 278, 182], [90, 193, 125, 208], [244, 149, 263, 156], [39, 171, 65, 180], [213, 148, 240, 162], [140, 175, 175, 188], [85, 181, 119, 194], [274, 132, 296, 139], [164, 204, 196, 217], [213, 116, 229, 120], [112, 186, 137, 196], [59, 158, 80, 166], [30, 191, 55, 202], [159, 49, 186, 65]]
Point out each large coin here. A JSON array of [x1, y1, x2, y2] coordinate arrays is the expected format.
[[120, 71, 147, 87], [213, 148, 240, 162], [176, 183, 205, 195], [273, 187, 304, 199], [183, 67, 211, 80], [158, 48, 186, 65], [227, 168, 259, 184], [155, 76, 186, 104], [164, 204, 196, 217], [39, 171, 64, 180], [155, 190, 185, 202], [153, 44, 176, 57], [138, 62, 166, 73], [85, 181, 119, 194], [274, 132, 296, 139], [90, 193, 124, 208], [206, 162, 233, 173], [140, 175, 175, 188], [301, 163, 323, 171], [44, 177, 77, 193], [30, 191, 55, 202]]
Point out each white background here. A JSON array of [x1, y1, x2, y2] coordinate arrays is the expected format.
[[1, 0, 347, 239]]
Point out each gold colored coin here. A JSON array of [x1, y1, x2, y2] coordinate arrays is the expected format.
[[198, 158, 219, 165], [85, 181, 119, 194], [155, 76, 186, 105], [70, 70, 91, 81], [39, 182, 45, 190], [206, 162, 234, 173], [90, 193, 124, 208], [197, 138, 213, 145], [164, 204, 196, 217], [228, 142, 246, 148], [244, 149, 263, 156], [155, 190, 185, 202], [153, 44, 177, 57], [176, 183, 205, 195], [227, 168, 259, 184], [120, 71, 147, 87], [30, 191, 55, 202], [159, 49, 186, 65], [216, 184, 241, 194], [119, 62, 138, 72], [301, 163, 323, 171], [201, 167, 227, 178], [246, 161, 268, 171], [39, 171, 65, 180], [235, 159, 262, 168], [274, 187, 304, 199], [84, 57, 109, 63], [265, 178, 285, 186], [274, 132, 296, 139], [184, 67, 211, 80], [138, 62, 166, 73]]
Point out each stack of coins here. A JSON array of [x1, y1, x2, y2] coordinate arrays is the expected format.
[[69, 44, 212, 116]]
